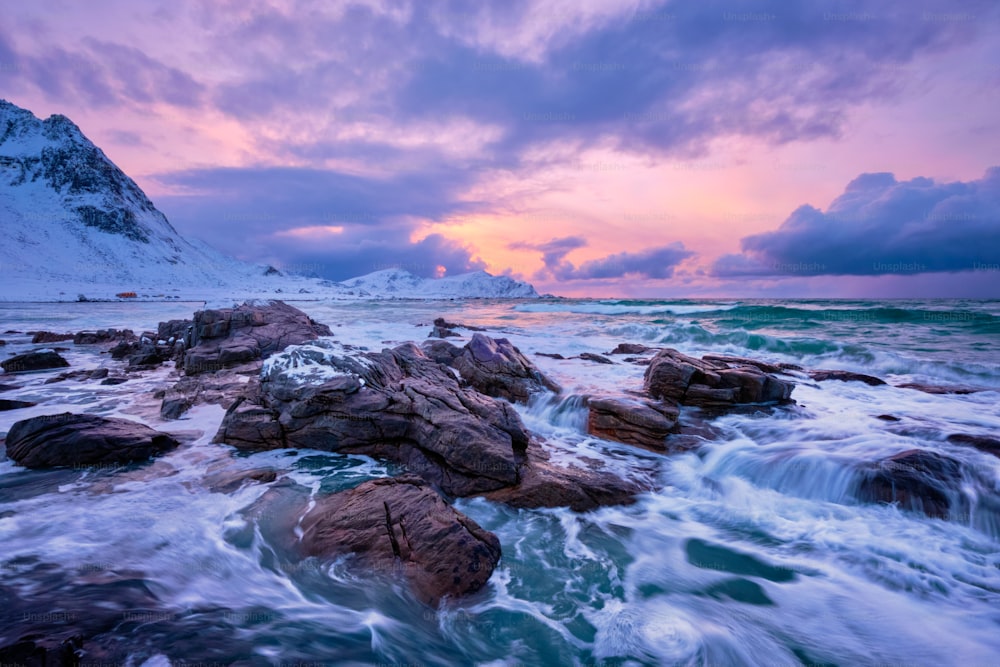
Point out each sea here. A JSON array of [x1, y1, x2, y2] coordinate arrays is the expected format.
[[1, 298, 998, 666]]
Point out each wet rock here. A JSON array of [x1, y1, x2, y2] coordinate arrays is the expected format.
[[184, 301, 332, 375], [451, 333, 561, 403], [127, 347, 166, 369], [947, 433, 1000, 458], [420, 339, 463, 366], [858, 449, 965, 519], [429, 325, 460, 339], [0, 383, 19, 392], [876, 414, 901, 421], [702, 354, 785, 375], [5, 412, 180, 468], [535, 352, 565, 360], [100, 377, 128, 386], [481, 441, 644, 512], [30, 331, 75, 344], [644, 349, 794, 408], [433, 317, 485, 332], [587, 396, 679, 451], [300, 475, 501, 604], [0, 398, 36, 411], [0, 340, 5, 346], [204, 467, 279, 493], [160, 371, 253, 420], [89, 368, 109, 379], [215, 342, 530, 496], [609, 343, 653, 355], [897, 383, 984, 395], [73, 328, 135, 345], [44, 369, 93, 384], [1, 350, 70, 373], [579, 352, 614, 365], [809, 370, 886, 386]]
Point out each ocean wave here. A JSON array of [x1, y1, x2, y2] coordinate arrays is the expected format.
[[514, 301, 738, 316]]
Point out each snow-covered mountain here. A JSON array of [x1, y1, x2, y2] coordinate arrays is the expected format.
[[0, 99, 539, 302], [337, 268, 538, 299]]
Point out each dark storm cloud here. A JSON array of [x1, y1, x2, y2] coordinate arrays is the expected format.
[[512, 236, 693, 280], [713, 167, 1000, 276]]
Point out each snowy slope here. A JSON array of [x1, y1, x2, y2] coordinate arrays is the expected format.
[[337, 268, 538, 298], [0, 99, 538, 302]]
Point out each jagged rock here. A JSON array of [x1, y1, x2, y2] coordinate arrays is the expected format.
[[451, 334, 561, 403], [160, 370, 254, 420], [0, 399, 37, 411], [644, 349, 794, 408], [30, 331, 75, 344], [184, 301, 332, 375], [897, 383, 984, 395], [947, 433, 1000, 458], [5, 412, 180, 468], [73, 329, 135, 345], [701, 354, 784, 375], [609, 343, 653, 355], [579, 352, 614, 365], [481, 441, 644, 512], [157, 319, 193, 346], [809, 370, 886, 386], [215, 341, 529, 496], [1, 350, 70, 373], [420, 339, 463, 366], [587, 396, 679, 451], [300, 475, 501, 604], [858, 449, 964, 519]]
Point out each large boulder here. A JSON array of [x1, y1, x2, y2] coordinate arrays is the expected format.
[[300, 475, 501, 604], [857, 449, 965, 519], [1, 350, 70, 373], [5, 412, 180, 468], [587, 396, 679, 451], [183, 301, 332, 375], [215, 341, 530, 496], [451, 333, 561, 404], [644, 349, 794, 408]]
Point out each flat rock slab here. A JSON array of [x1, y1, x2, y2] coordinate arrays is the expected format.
[[300, 475, 501, 604], [809, 370, 886, 386], [1, 351, 70, 373], [587, 396, 679, 451], [897, 383, 986, 395], [5, 412, 180, 468]]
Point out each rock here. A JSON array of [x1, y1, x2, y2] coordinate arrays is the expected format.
[[808, 370, 886, 386], [587, 396, 679, 451], [876, 414, 901, 421], [0, 383, 19, 391], [609, 343, 653, 355], [184, 301, 332, 375], [481, 441, 644, 512], [0, 398, 37, 411], [126, 347, 165, 369], [204, 467, 279, 493], [0, 340, 5, 346], [73, 329, 135, 345], [158, 319, 193, 344], [433, 317, 485, 332], [300, 475, 501, 604], [535, 352, 565, 360], [1, 350, 70, 373], [160, 371, 253, 420], [100, 377, 128, 386], [428, 325, 460, 339], [644, 349, 794, 408], [89, 368, 109, 379], [44, 369, 93, 384], [30, 331, 75, 344], [215, 341, 530, 496], [109, 340, 137, 359], [897, 383, 984, 395], [947, 433, 1000, 458], [420, 339, 463, 366], [858, 449, 964, 519], [451, 334, 561, 403], [579, 352, 614, 365], [5, 412, 180, 468], [702, 354, 785, 375]]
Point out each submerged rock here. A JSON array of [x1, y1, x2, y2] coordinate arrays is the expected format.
[[451, 333, 561, 403], [858, 449, 965, 519], [947, 433, 1000, 458], [897, 382, 985, 395], [183, 301, 332, 375], [579, 352, 614, 365], [30, 331, 75, 344], [300, 475, 501, 604], [1, 350, 70, 373], [644, 349, 794, 408], [809, 370, 886, 386], [0, 398, 37, 411], [5, 412, 180, 468]]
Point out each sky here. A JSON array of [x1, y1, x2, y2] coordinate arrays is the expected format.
[[2, 0, 999, 297]]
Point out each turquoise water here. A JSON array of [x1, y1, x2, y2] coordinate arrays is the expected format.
[[1, 298, 999, 665]]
